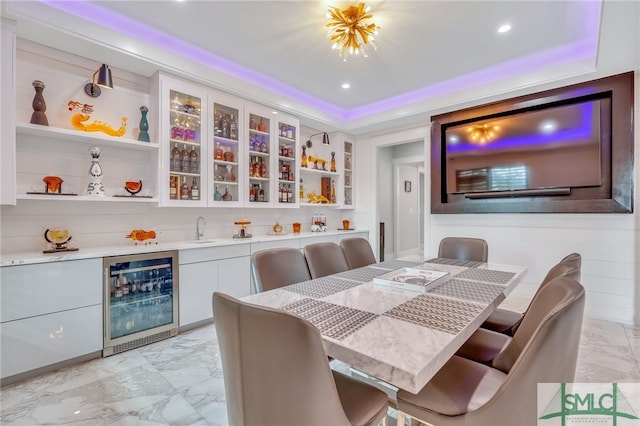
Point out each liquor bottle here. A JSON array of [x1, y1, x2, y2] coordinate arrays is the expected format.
[[221, 114, 230, 138], [258, 184, 265, 202], [171, 142, 181, 171], [189, 146, 199, 173], [214, 110, 222, 136], [260, 137, 268, 153], [299, 177, 304, 200], [181, 144, 190, 172], [287, 184, 293, 203], [278, 185, 284, 203], [331, 179, 336, 204], [258, 117, 266, 132], [180, 176, 190, 200], [345, 155, 351, 170], [287, 126, 293, 139], [229, 114, 237, 140], [259, 157, 267, 178], [214, 185, 222, 201], [330, 151, 337, 173], [249, 184, 256, 202], [190, 177, 199, 200], [169, 176, 177, 199], [301, 145, 307, 168], [214, 143, 224, 160], [222, 186, 232, 201], [249, 116, 257, 130]]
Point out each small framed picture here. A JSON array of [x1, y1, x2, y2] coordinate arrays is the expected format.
[[404, 180, 411, 192]]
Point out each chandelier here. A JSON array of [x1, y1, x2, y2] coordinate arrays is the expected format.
[[326, 2, 379, 59], [467, 124, 500, 144]]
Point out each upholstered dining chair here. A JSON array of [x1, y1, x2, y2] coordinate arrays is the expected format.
[[251, 247, 311, 293], [482, 252, 581, 335], [438, 237, 488, 262], [213, 292, 389, 426], [396, 276, 585, 426], [340, 237, 377, 269], [303, 242, 350, 279]]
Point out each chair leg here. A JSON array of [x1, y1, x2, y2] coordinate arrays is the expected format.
[[397, 410, 407, 426]]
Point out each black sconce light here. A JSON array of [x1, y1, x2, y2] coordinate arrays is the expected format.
[[305, 132, 331, 148], [84, 64, 113, 98]]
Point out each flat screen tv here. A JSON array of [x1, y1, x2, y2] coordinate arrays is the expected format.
[[431, 72, 634, 214]]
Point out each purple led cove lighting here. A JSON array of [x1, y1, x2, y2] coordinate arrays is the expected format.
[[446, 101, 597, 154], [40, 0, 346, 118], [39, 0, 602, 122]]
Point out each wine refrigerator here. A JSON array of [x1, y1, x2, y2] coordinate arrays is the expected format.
[[103, 251, 179, 356]]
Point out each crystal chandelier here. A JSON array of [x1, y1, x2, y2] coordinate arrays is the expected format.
[[326, 2, 379, 59]]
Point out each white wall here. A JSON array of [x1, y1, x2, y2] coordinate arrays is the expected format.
[[0, 40, 354, 254], [356, 71, 640, 325], [395, 164, 419, 256]]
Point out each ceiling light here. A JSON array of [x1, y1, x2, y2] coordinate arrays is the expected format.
[[498, 24, 512, 33], [467, 124, 500, 144], [342, 82, 351, 89], [327, 2, 379, 59]]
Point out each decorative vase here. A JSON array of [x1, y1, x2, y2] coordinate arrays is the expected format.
[[86, 146, 106, 196], [138, 106, 150, 142], [30, 80, 49, 126]]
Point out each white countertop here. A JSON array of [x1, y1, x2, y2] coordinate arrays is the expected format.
[[0, 229, 367, 267]]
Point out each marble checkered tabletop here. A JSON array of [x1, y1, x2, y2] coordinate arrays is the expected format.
[[242, 259, 526, 394]]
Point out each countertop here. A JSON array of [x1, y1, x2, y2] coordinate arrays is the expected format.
[[0, 229, 367, 267]]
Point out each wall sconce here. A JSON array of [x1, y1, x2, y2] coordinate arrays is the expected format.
[[305, 132, 331, 148], [84, 64, 113, 98]]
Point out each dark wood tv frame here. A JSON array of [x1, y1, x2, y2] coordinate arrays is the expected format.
[[431, 72, 634, 214]]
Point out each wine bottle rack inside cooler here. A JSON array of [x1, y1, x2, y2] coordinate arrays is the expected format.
[[103, 250, 179, 356]]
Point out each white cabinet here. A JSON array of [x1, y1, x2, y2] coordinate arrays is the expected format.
[[245, 102, 275, 207], [339, 134, 355, 209], [153, 73, 207, 206], [179, 243, 250, 327], [0, 259, 103, 379], [1, 18, 16, 206], [211, 92, 244, 206], [275, 113, 300, 208]]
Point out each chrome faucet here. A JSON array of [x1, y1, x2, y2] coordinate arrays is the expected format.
[[196, 216, 206, 240]]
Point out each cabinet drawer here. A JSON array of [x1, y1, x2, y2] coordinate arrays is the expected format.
[[179, 243, 250, 264], [1, 304, 102, 379], [299, 234, 338, 247], [250, 239, 301, 254], [337, 232, 369, 242], [1, 258, 102, 323]]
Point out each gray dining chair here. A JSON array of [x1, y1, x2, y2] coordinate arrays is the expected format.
[[303, 242, 350, 279], [396, 276, 585, 426], [438, 237, 488, 262], [251, 247, 311, 293], [340, 237, 377, 269], [213, 292, 389, 426], [482, 252, 581, 335]]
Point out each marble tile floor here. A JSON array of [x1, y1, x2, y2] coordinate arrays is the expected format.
[[1, 317, 639, 426]]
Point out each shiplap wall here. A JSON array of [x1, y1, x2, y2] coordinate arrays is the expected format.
[[0, 41, 352, 254], [355, 73, 639, 325]]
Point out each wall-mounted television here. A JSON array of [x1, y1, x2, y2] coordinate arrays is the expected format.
[[431, 72, 634, 214]]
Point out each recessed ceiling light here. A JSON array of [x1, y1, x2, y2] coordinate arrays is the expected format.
[[498, 24, 512, 33], [342, 82, 351, 89]]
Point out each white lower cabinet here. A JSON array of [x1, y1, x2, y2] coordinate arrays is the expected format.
[[179, 243, 251, 327], [0, 259, 103, 380]]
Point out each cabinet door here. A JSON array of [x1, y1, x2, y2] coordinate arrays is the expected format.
[[178, 260, 218, 327], [342, 137, 355, 209], [211, 91, 244, 206], [1, 18, 16, 206], [218, 256, 251, 299], [155, 73, 207, 207], [245, 102, 275, 207], [275, 113, 300, 208]]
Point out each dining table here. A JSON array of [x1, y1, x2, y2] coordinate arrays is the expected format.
[[241, 255, 526, 394]]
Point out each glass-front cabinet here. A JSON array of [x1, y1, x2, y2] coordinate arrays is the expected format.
[[342, 136, 354, 209], [211, 93, 244, 206], [154, 73, 207, 206], [276, 113, 300, 208], [245, 103, 273, 207], [103, 251, 179, 356]]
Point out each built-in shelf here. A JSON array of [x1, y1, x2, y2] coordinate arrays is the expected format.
[[16, 122, 159, 152], [17, 193, 159, 202], [299, 168, 339, 176]]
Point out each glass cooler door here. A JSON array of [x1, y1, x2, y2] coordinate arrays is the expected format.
[[103, 250, 179, 356]]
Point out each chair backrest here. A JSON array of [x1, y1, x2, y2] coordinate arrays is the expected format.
[[340, 237, 377, 269], [510, 252, 581, 334], [437, 237, 488, 262], [251, 247, 311, 293], [464, 277, 585, 425], [213, 292, 352, 426], [303, 242, 350, 279]]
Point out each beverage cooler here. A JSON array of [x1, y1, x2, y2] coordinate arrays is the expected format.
[[103, 251, 179, 356]]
